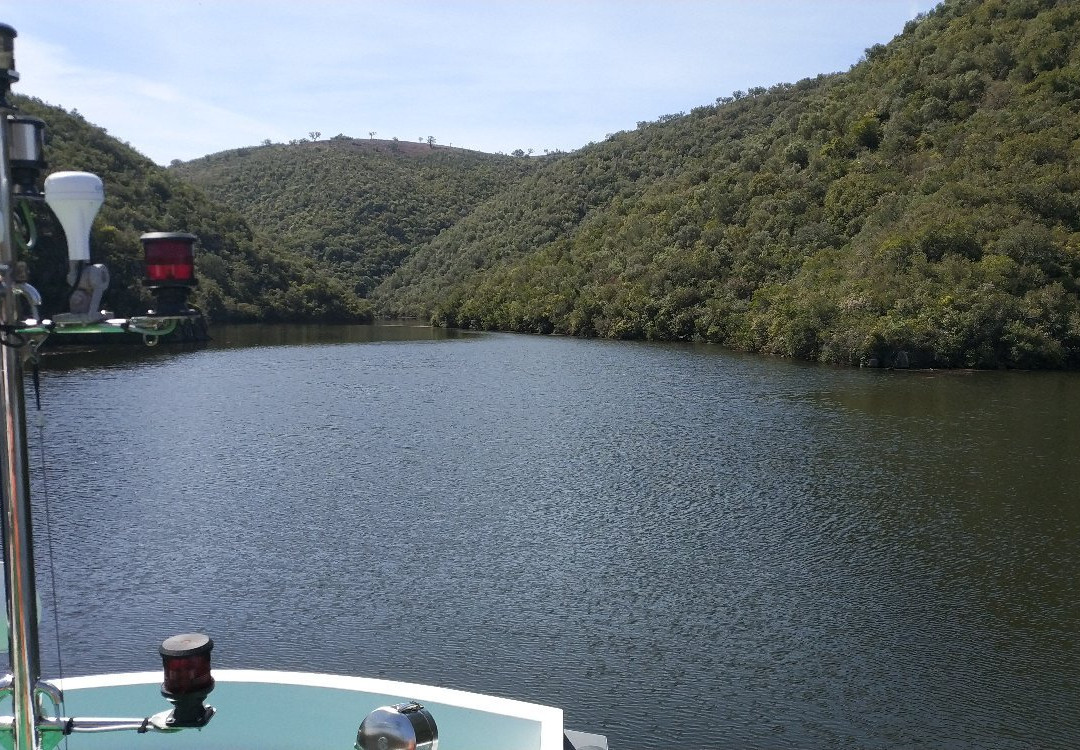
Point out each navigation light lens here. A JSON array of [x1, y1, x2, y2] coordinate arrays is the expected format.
[[160, 632, 214, 696], [142, 232, 197, 285]]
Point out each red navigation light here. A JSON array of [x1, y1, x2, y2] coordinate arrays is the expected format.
[[160, 632, 214, 696], [159, 633, 215, 728], [142, 232, 196, 286], [140, 232, 198, 316]]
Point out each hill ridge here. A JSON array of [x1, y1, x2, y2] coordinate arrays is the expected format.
[[174, 135, 538, 297], [187, 134, 513, 164]]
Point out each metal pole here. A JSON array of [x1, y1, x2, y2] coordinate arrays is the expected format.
[[0, 54, 43, 750]]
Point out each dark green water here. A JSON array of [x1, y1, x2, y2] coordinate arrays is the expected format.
[[25, 323, 1080, 749]]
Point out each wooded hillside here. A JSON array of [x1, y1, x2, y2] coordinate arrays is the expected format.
[[17, 98, 370, 322], [172, 139, 536, 297], [22, 0, 1080, 368], [373, 0, 1080, 368]]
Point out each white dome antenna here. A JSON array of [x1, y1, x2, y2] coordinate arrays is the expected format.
[[44, 171, 104, 262], [45, 172, 111, 323]]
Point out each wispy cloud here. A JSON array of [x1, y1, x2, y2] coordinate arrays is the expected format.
[[19, 33, 288, 161], [9, 0, 942, 163]]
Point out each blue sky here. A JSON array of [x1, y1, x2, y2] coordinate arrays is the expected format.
[[4, 1, 940, 164]]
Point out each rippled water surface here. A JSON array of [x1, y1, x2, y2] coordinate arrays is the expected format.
[[23, 324, 1080, 749]]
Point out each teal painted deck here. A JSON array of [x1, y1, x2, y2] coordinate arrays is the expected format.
[[40, 671, 562, 750]]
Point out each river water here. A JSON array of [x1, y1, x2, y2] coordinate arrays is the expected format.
[[22, 323, 1080, 749]]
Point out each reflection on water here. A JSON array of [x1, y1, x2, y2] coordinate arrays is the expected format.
[[37, 322, 475, 372], [209, 321, 481, 349], [23, 325, 1080, 750]]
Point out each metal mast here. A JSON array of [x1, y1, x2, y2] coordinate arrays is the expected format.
[[0, 23, 44, 750]]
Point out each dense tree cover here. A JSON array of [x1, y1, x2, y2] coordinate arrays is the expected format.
[[375, 0, 1080, 368], [15, 98, 370, 322], [172, 139, 536, 297]]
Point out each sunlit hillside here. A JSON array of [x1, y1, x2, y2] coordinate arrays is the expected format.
[[172, 138, 537, 297], [374, 0, 1080, 368]]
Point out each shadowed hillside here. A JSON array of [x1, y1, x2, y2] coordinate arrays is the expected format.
[[17, 98, 370, 322]]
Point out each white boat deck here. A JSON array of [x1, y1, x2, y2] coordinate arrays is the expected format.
[[47, 670, 565, 750]]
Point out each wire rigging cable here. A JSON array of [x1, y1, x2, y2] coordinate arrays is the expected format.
[[30, 362, 69, 750]]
